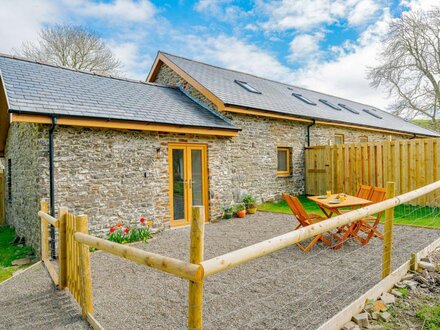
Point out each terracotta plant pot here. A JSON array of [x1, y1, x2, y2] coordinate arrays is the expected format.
[[236, 209, 246, 218]]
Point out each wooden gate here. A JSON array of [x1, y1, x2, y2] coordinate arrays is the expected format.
[[305, 146, 331, 196], [305, 138, 440, 207]]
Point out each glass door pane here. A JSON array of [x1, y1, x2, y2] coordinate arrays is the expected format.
[[191, 149, 203, 207], [172, 149, 185, 221]]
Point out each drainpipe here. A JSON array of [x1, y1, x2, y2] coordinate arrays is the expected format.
[[306, 119, 316, 147], [49, 116, 57, 259]]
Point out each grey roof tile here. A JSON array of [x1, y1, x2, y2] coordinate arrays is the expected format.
[[161, 52, 439, 137], [0, 55, 237, 131]]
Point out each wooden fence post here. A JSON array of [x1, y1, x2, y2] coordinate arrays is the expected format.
[[40, 200, 49, 260], [77, 215, 93, 318], [58, 207, 68, 289], [188, 206, 205, 330], [410, 253, 418, 271], [381, 181, 395, 279]]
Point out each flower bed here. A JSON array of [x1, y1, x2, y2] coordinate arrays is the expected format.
[[107, 218, 152, 244]]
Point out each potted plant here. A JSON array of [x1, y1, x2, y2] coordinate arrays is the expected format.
[[223, 206, 233, 219], [234, 204, 246, 218], [243, 195, 257, 214]]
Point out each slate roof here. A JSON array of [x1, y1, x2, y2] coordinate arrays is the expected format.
[[160, 52, 439, 137], [0, 55, 237, 131]]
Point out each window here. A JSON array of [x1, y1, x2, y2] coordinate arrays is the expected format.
[[334, 134, 344, 145], [363, 109, 383, 119], [292, 93, 316, 105], [319, 99, 341, 111], [234, 80, 261, 94], [277, 147, 291, 176], [338, 103, 360, 114], [7, 159, 11, 204], [360, 136, 368, 143]]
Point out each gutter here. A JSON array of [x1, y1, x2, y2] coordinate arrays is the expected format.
[[49, 116, 57, 259], [410, 133, 417, 139], [306, 119, 316, 147]]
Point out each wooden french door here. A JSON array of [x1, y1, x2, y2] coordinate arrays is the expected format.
[[169, 144, 208, 226]]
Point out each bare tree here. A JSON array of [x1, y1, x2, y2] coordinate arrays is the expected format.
[[15, 25, 120, 75], [368, 9, 440, 122]]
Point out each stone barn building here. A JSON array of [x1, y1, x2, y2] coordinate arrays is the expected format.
[[0, 52, 437, 252]]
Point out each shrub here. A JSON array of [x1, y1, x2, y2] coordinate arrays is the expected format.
[[108, 218, 152, 244], [242, 195, 256, 204], [234, 204, 245, 212]]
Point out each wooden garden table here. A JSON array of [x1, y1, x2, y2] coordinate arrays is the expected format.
[[307, 194, 372, 249]]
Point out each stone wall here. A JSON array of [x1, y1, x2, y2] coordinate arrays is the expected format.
[[4, 122, 48, 253], [310, 125, 409, 146]]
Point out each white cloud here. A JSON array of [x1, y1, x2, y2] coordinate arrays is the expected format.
[[293, 10, 393, 109], [194, 0, 232, 14], [0, 0, 60, 53], [288, 33, 323, 62], [64, 0, 157, 23], [400, 0, 440, 10], [109, 42, 152, 80], [184, 34, 294, 82], [348, 0, 381, 25], [259, 0, 383, 31]]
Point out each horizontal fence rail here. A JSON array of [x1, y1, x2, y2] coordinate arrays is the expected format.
[[201, 180, 440, 277], [305, 138, 440, 207], [74, 233, 203, 282]]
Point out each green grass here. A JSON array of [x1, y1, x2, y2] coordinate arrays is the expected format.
[[416, 305, 440, 330], [258, 195, 440, 228], [0, 226, 35, 283]]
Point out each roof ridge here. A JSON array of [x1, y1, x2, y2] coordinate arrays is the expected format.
[[159, 50, 393, 114], [0, 52, 176, 90]]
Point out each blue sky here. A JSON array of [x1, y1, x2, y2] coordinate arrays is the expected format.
[[0, 0, 437, 109]]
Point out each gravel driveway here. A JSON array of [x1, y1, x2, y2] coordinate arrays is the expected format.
[[90, 212, 439, 330]]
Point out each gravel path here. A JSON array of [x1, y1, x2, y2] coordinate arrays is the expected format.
[[0, 263, 89, 329], [90, 212, 440, 330]]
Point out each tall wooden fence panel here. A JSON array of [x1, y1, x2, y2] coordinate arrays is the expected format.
[[305, 138, 440, 207]]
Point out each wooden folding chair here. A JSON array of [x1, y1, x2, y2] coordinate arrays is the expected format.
[[282, 193, 332, 252], [340, 185, 373, 214], [358, 187, 387, 245]]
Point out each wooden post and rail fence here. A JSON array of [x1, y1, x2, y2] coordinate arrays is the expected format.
[[305, 137, 440, 207], [39, 179, 440, 329]]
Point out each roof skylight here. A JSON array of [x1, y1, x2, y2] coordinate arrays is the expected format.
[[292, 93, 316, 105], [363, 109, 383, 119], [319, 99, 341, 111], [234, 80, 261, 94], [338, 103, 360, 114]]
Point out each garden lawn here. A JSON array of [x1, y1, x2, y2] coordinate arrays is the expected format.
[[0, 226, 35, 283], [258, 196, 440, 228]]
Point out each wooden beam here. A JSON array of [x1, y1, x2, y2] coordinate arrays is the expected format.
[[222, 106, 312, 123], [86, 313, 104, 330], [382, 181, 395, 279], [147, 53, 225, 109], [10, 113, 239, 137], [43, 259, 60, 287], [201, 180, 440, 277], [40, 201, 49, 260], [74, 232, 203, 282], [58, 207, 68, 289], [222, 105, 421, 137], [38, 210, 59, 227], [188, 206, 205, 330], [77, 215, 93, 318]]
